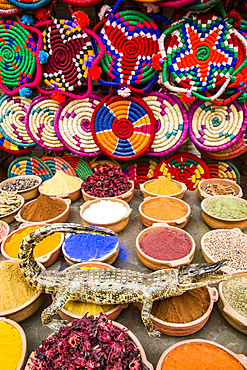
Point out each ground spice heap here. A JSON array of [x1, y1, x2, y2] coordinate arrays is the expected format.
[[204, 196, 247, 219], [0, 260, 37, 312], [0, 321, 23, 370], [40, 170, 82, 195], [142, 198, 187, 221], [152, 287, 210, 324], [144, 177, 182, 196], [20, 194, 66, 222], [82, 200, 127, 224], [223, 277, 247, 318], [140, 229, 192, 261]]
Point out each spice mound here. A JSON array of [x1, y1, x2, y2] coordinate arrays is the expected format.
[[222, 276, 247, 318], [142, 198, 188, 221], [144, 177, 182, 196], [82, 200, 127, 224], [201, 183, 237, 197], [2, 178, 39, 192], [161, 342, 245, 370], [152, 287, 210, 324], [0, 190, 21, 217], [40, 170, 82, 195], [29, 314, 150, 370], [0, 260, 37, 312], [140, 229, 192, 261], [81, 165, 132, 197], [20, 194, 66, 222], [204, 197, 247, 219], [0, 321, 23, 370]]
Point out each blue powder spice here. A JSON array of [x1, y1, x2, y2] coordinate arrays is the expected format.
[[63, 232, 119, 261]]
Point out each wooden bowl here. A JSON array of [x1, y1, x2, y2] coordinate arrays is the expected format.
[[0, 194, 25, 224], [80, 198, 132, 233], [54, 261, 128, 323], [0, 317, 27, 370], [198, 178, 243, 200], [201, 195, 247, 230], [39, 178, 83, 202], [1, 224, 64, 267], [0, 220, 10, 244], [139, 196, 191, 229], [140, 179, 187, 199], [156, 339, 247, 370], [81, 180, 134, 203], [218, 270, 247, 335], [25, 320, 153, 370], [0, 175, 42, 200], [136, 223, 195, 270], [14, 197, 71, 225], [135, 286, 218, 336]]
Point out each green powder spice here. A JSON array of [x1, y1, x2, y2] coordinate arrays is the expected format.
[[204, 197, 247, 219], [222, 277, 247, 318]]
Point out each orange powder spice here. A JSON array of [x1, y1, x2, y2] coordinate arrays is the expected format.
[[161, 343, 245, 370], [142, 198, 187, 221]]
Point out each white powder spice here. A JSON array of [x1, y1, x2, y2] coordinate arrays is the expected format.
[[82, 200, 128, 224]]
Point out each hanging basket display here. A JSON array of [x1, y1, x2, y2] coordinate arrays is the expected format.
[[154, 151, 210, 191], [91, 95, 156, 161], [0, 132, 32, 154], [26, 95, 65, 151], [188, 100, 247, 152], [41, 156, 77, 176], [62, 155, 93, 180], [0, 0, 20, 15], [54, 92, 103, 156], [142, 91, 188, 156], [7, 156, 53, 182], [121, 157, 159, 189], [206, 160, 241, 184]]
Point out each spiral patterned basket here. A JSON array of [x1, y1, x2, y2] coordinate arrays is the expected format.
[[41, 19, 94, 93], [0, 0, 20, 15], [7, 0, 50, 9], [91, 95, 156, 161], [142, 91, 188, 156], [54, 92, 103, 156], [154, 152, 210, 191], [206, 160, 240, 184], [188, 100, 247, 152], [98, 10, 161, 87], [41, 156, 77, 176], [25, 95, 65, 151], [121, 157, 159, 189], [7, 156, 53, 182], [0, 132, 32, 154], [0, 94, 35, 148], [62, 155, 93, 180]]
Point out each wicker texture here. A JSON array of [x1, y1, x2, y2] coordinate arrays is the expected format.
[[41, 156, 77, 176], [62, 155, 93, 180], [121, 157, 159, 189], [0, 0, 20, 15], [7, 156, 53, 182], [206, 160, 240, 184], [7, 0, 50, 9], [60, 0, 102, 7], [0, 132, 31, 154]]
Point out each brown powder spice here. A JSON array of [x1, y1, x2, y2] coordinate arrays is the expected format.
[[21, 194, 66, 222], [142, 198, 188, 221]]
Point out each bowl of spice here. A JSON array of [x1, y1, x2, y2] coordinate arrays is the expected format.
[[1, 224, 64, 267], [0, 260, 44, 322], [0, 175, 42, 201], [0, 220, 9, 244], [198, 178, 243, 200], [0, 317, 27, 370], [14, 194, 71, 225], [81, 165, 134, 203], [62, 227, 119, 265], [201, 195, 247, 230], [135, 285, 218, 336], [156, 339, 247, 370], [80, 198, 132, 233], [218, 271, 247, 335], [139, 196, 191, 229], [25, 315, 153, 370], [0, 191, 24, 224], [136, 223, 195, 270], [39, 170, 83, 202], [140, 177, 187, 199], [201, 228, 247, 272]]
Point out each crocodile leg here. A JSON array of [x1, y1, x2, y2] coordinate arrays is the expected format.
[[141, 296, 161, 337]]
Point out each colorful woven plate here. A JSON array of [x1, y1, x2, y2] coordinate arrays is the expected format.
[[205, 160, 240, 184], [0, 95, 35, 148], [41, 19, 94, 93], [0, 132, 32, 154], [26, 95, 65, 151], [91, 95, 156, 161], [154, 152, 210, 191], [60, 0, 102, 7], [98, 11, 160, 87], [54, 92, 102, 156], [142, 91, 188, 156], [62, 155, 93, 180], [121, 157, 159, 189], [41, 156, 76, 176], [188, 100, 247, 152], [7, 0, 50, 10], [0, 0, 20, 15], [7, 156, 53, 182]]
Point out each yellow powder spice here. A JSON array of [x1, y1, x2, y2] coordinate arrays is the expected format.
[[0, 321, 22, 370], [40, 170, 82, 195], [143, 198, 187, 221], [145, 177, 182, 195]]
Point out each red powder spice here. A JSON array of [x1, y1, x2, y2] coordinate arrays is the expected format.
[[139, 229, 192, 261]]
